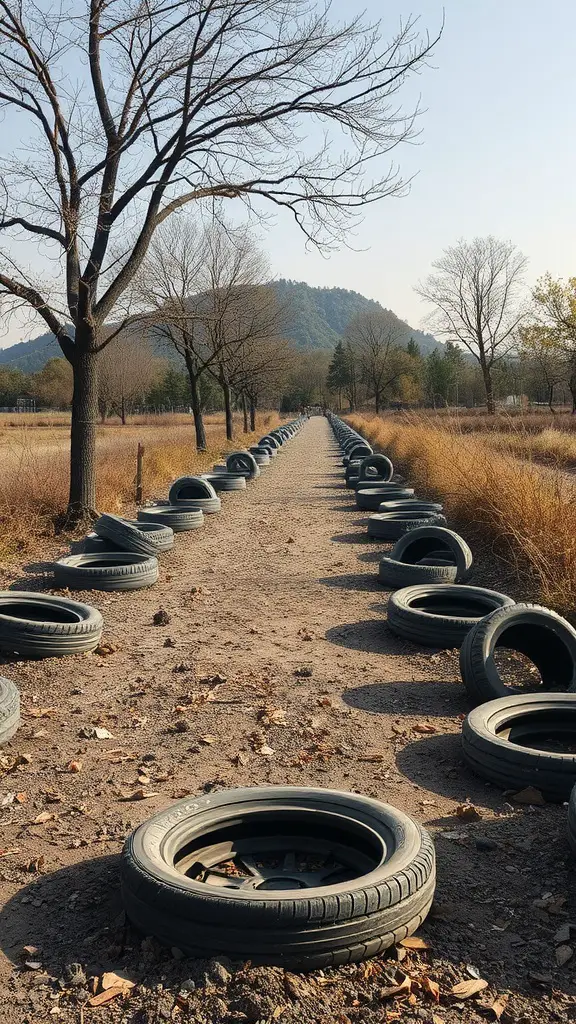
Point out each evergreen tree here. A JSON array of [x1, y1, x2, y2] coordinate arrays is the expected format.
[[326, 340, 351, 410], [406, 337, 420, 358]]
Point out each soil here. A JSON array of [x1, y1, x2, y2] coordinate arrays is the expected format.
[[0, 416, 575, 1023]]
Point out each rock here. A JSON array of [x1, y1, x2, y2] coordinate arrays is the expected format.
[[203, 958, 232, 987], [63, 964, 86, 988], [234, 991, 279, 1022], [475, 837, 499, 852], [153, 609, 171, 626]]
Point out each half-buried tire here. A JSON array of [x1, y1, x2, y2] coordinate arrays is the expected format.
[[138, 507, 204, 532], [121, 785, 435, 971], [94, 513, 164, 555], [168, 477, 221, 513], [0, 592, 103, 657], [459, 604, 576, 706], [378, 526, 473, 587]]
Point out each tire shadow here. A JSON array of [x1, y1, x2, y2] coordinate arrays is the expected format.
[[394, 732, 503, 805], [318, 573, 380, 593], [343, 679, 466, 717], [325, 618, 410, 654]]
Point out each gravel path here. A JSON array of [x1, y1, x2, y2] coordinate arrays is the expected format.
[[0, 416, 574, 1022]]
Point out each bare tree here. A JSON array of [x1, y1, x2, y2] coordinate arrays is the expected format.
[[530, 275, 576, 412], [345, 311, 404, 413], [0, 0, 438, 520], [416, 237, 528, 413], [98, 336, 162, 423], [230, 335, 296, 430]]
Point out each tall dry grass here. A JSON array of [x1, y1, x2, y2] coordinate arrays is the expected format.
[[0, 411, 281, 561], [347, 413, 576, 618]]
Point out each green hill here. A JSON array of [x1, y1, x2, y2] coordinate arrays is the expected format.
[[0, 279, 441, 370]]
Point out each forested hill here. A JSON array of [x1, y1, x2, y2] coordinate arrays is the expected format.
[[272, 280, 441, 353], [0, 279, 441, 370]]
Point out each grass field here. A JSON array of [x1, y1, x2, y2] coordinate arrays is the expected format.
[[347, 412, 576, 619], [0, 411, 280, 560]]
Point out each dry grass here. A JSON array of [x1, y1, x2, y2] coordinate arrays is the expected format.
[[0, 411, 281, 561], [347, 413, 576, 619]]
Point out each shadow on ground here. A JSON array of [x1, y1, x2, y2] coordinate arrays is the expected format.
[[343, 679, 465, 717], [318, 573, 380, 593]]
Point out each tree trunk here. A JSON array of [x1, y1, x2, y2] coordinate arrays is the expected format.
[[249, 398, 256, 432], [548, 384, 556, 415], [480, 361, 495, 414], [241, 393, 249, 433], [374, 391, 380, 415], [68, 343, 99, 521], [222, 375, 233, 441], [120, 393, 126, 425], [184, 354, 207, 451], [98, 397, 108, 424]]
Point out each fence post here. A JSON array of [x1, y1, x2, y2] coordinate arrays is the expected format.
[[136, 443, 144, 504]]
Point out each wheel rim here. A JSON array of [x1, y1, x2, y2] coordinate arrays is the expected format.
[[168, 808, 387, 893]]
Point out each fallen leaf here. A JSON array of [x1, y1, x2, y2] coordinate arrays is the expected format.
[[122, 789, 159, 801], [413, 723, 437, 734], [272, 1006, 285, 1019], [257, 706, 287, 726], [24, 960, 43, 970], [491, 994, 509, 1020], [0, 847, 20, 857], [79, 726, 114, 740], [257, 743, 275, 756], [88, 987, 127, 1007], [26, 707, 57, 718], [451, 979, 488, 999], [67, 761, 82, 773], [198, 734, 217, 745], [101, 972, 135, 992], [555, 944, 573, 966], [422, 977, 440, 1002], [511, 786, 545, 805], [432, 1016, 444, 1024], [22, 945, 38, 956], [15, 792, 27, 803], [456, 803, 482, 821], [381, 974, 411, 1000], [400, 936, 430, 950], [32, 811, 56, 825], [94, 642, 118, 656]]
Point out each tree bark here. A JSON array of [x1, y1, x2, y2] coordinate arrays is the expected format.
[[184, 352, 207, 451], [241, 393, 249, 433], [480, 360, 495, 414], [548, 384, 555, 415], [249, 398, 256, 431], [120, 392, 126, 425], [68, 343, 99, 521], [222, 375, 233, 441]]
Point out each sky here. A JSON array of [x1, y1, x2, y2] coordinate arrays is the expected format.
[[266, 0, 576, 330], [1, 0, 575, 347]]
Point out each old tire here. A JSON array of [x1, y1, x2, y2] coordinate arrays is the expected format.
[[94, 514, 161, 556], [378, 557, 459, 588], [0, 592, 103, 658], [462, 694, 576, 801], [387, 584, 514, 648], [121, 785, 435, 971], [201, 473, 247, 492], [54, 553, 159, 591], [0, 677, 20, 744], [168, 477, 221, 513], [391, 527, 473, 582], [378, 501, 444, 515], [367, 512, 447, 541], [226, 451, 260, 479], [137, 507, 205, 532], [460, 604, 576, 706], [359, 454, 394, 482]]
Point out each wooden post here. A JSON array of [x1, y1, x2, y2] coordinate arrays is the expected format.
[[136, 443, 144, 504]]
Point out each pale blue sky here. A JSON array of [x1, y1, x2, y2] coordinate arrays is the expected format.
[[1, 0, 574, 346], [268, 0, 576, 329]]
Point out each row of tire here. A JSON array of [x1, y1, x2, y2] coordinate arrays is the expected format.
[[0, 422, 305, 749], [328, 414, 576, 841]]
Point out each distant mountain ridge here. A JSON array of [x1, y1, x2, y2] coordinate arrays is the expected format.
[[0, 279, 442, 371]]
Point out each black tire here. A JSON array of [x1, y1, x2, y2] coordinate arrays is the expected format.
[[462, 694, 576, 801], [460, 604, 576, 706], [367, 512, 447, 541], [87, 520, 175, 553], [388, 584, 514, 648], [83, 534, 119, 553], [347, 443, 372, 462], [0, 592, 103, 658], [168, 477, 222, 513], [226, 451, 260, 479], [137, 506, 205, 532], [54, 553, 159, 591], [378, 557, 459, 588], [568, 785, 576, 854], [357, 489, 417, 512], [94, 513, 159, 556], [391, 527, 473, 582], [259, 435, 280, 452], [121, 786, 435, 970], [200, 473, 247, 492], [378, 500, 444, 514], [359, 454, 394, 482], [0, 677, 20, 744]]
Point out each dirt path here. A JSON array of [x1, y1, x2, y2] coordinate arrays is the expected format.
[[0, 416, 574, 1023]]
